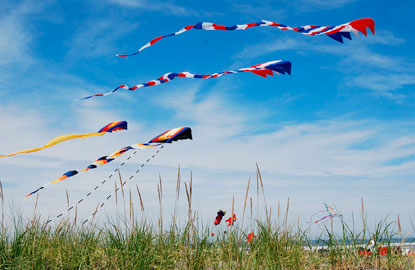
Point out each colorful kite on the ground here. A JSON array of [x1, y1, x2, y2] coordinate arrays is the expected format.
[[214, 209, 226, 225], [81, 60, 291, 100], [246, 232, 257, 243], [116, 18, 375, 57], [309, 203, 341, 224], [226, 214, 237, 226], [0, 121, 127, 158], [25, 127, 192, 199]]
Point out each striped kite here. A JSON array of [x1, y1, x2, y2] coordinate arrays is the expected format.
[[0, 121, 127, 158], [117, 18, 375, 57], [81, 60, 291, 100], [24, 127, 192, 199]]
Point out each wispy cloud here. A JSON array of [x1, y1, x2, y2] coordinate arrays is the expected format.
[[65, 19, 140, 61], [299, 0, 357, 9], [107, 0, 200, 16], [0, 1, 42, 82], [154, 87, 414, 178], [234, 31, 414, 98]]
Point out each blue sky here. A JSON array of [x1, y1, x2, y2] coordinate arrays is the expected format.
[[0, 0, 414, 233]]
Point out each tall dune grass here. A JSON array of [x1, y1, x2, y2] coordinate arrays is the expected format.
[[0, 168, 414, 269]]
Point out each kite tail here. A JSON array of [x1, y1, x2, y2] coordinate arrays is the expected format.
[[314, 215, 332, 224], [80, 145, 165, 226], [81, 85, 126, 100], [81, 60, 291, 100], [43, 148, 140, 224], [116, 24, 195, 57], [307, 210, 326, 224], [115, 18, 375, 57]]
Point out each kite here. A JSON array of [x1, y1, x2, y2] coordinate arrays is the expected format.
[[25, 127, 192, 199], [116, 18, 375, 57], [309, 203, 341, 224], [0, 121, 127, 158], [246, 232, 257, 243], [81, 60, 291, 100], [214, 209, 226, 225], [226, 214, 237, 226]]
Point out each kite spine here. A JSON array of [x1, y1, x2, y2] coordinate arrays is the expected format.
[[81, 145, 165, 225]]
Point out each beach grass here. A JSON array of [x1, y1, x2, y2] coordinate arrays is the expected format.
[[0, 169, 414, 269]]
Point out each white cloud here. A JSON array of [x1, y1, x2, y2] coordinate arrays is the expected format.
[[0, 1, 43, 83], [65, 19, 140, 61], [300, 0, 357, 9], [234, 32, 414, 98], [152, 87, 414, 178], [107, 0, 199, 16], [349, 73, 415, 92]]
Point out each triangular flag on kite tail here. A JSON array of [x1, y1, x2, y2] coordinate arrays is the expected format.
[[116, 18, 375, 57], [24, 127, 192, 199], [81, 60, 291, 100], [0, 121, 128, 158]]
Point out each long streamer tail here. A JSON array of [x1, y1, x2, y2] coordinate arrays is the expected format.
[[44, 148, 140, 225], [81, 60, 291, 100], [116, 18, 375, 57]]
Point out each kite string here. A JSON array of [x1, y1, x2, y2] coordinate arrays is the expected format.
[[82, 145, 165, 225], [45, 149, 139, 225]]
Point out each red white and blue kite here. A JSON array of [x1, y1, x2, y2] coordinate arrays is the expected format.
[[81, 60, 291, 100], [25, 127, 192, 199], [0, 121, 127, 158], [117, 18, 375, 57]]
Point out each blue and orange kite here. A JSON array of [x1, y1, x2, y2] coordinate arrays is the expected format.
[[0, 121, 127, 158], [25, 127, 192, 199]]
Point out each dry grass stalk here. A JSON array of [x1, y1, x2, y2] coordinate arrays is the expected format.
[[66, 190, 70, 208], [90, 203, 100, 225], [0, 181, 3, 229], [118, 169, 126, 219], [173, 165, 181, 231], [184, 172, 194, 240], [398, 214, 402, 234], [256, 163, 269, 222], [361, 197, 365, 228], [135, 185, 144, 212], [73, 205, 77, 225], [157, 175, 163, 235], [250, 197, 253, 222], [240, 178, 251, 240], [228, 195, 235, 269], [129, 188, 132, 221], [114, 180, 118, 208], [256, 168, 259, 220], [129, 188, 135, 229], [284, 197, 290, 233]]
